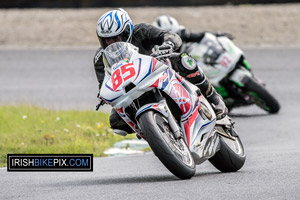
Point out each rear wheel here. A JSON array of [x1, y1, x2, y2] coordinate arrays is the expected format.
[[139, 111, 195, 179], [245, 78, 280, 113], [209, 128, 245, 172]]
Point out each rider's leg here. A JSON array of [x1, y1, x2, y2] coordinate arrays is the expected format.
[[169, 53, 228, 119], [109, 109, 133, 136]]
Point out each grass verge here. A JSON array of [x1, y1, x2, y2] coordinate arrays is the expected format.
[[0, 105, 135, 167]]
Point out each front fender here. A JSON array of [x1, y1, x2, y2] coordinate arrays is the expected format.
[[135, 101, 169, 121], [135, 100, 183, 139]]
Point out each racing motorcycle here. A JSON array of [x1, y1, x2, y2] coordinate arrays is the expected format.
[[99, 42, 245, 179], [181, 32, 280, 113]]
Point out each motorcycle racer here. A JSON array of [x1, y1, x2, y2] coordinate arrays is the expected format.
[[152, 15, 236, 70], [152, 15, 234, 46], [94, 9, 228, 136], [153, 15, 280, 114]]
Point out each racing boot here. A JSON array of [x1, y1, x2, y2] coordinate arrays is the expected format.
[[194, 75, 228, 119], [206, 88, 228, 119], [109, 109, 133, 136], [193, 73, 228, 119]]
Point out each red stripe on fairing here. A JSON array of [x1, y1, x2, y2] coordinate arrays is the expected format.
[[105, 82, 121, 92], [128, 122, 135, 128], [152, 104, 160, 111], [133, 58, 142, 82], [184, 102, 201, 147], [152, 58, 158, 72], [116, 107, 124, 114], [150, 79, 159, 88], [184, 122, 191, 147]]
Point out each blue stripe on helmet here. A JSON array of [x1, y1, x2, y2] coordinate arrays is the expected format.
[[98, 11, 113, 23], [114, 12, 121, 31]]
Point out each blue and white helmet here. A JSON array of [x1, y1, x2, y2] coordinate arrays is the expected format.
[[153, 15, 184, 33], [97, 8, 134, 48]]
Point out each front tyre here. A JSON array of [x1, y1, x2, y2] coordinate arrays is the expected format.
[[139, 111, 195, 179], [245, 78, 280, 113], [209, 128, 246, 172]]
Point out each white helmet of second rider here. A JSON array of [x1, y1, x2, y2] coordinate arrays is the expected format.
[[97, 8, 134, 48], [153, 15, 184, 33]]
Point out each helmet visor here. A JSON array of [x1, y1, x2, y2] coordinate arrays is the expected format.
[[99, 35, 123, 49], [98, 24, 132, 48]]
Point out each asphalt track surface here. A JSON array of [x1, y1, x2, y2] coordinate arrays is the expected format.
[[1, 47, 300, 199]]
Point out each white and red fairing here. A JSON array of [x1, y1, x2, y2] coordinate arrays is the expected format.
[[100, 47, 217, 163]]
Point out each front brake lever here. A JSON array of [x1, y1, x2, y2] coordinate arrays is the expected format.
[[96, 92, 105, 111]]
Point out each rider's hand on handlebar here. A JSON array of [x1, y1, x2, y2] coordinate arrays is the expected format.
[[152, 41, 175, 60]]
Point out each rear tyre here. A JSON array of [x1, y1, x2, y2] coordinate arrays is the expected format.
[[245, 78, 280, 113], [139, 111, 195, 179], [209, 128, 245, 172]]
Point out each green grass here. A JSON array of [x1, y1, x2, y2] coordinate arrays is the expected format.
[[0, 105, 135, 167]]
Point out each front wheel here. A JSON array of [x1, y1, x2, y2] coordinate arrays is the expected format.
[[139, 111, 195, 179], [209, 128, 246, 172], [245, 78, 280, 113]]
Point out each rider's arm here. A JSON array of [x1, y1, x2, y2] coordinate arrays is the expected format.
[[179, 29, 234, 42], [178, 29, 206, 43], [162, 31, 182, 51], [133, 23, 182, 51], [94, 47, 105, 87]]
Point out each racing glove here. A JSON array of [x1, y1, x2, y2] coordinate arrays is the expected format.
[[152, 41, 175, 59]]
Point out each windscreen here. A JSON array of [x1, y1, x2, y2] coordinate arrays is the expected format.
[[103, 42, 135, 73]]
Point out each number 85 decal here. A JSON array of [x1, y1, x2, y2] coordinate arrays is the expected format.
[[111, 63, 136, 91]]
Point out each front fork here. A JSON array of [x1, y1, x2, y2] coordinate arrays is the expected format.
[[136, 99, 183, 140]]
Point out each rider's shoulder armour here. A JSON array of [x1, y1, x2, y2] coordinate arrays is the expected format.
[[181, 53, 197, 70]]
